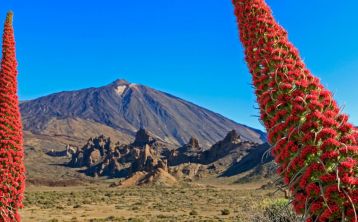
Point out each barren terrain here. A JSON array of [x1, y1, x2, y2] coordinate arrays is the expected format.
[[20, 181, 286, 222]]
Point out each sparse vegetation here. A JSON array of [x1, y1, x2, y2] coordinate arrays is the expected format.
[[221, 209, 230, 216], [189, 210, 199, 216], [20, 183, 286, 221], [253, 199, 301, 222]]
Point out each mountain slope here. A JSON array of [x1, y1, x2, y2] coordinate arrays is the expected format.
[[20, 79, 265, 147]]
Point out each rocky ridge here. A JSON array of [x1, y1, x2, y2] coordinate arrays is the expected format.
[[64, 128, 271, 186]]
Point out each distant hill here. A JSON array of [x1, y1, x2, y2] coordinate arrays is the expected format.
[[20, 79, 266, 148]]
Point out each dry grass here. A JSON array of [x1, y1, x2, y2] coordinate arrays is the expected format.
[[19, 182, 290, 222]]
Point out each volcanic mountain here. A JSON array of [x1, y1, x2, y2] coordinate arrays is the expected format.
[[20, 79, 265, 148]]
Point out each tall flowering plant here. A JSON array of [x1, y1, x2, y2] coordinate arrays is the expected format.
[[232, 0, 358, 221], [0, 12, 25, 222]]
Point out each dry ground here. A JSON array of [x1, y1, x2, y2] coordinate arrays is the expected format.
[[19, 181, 286, 222]]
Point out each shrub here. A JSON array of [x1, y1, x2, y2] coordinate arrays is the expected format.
[[189, 209, 199, 216], [221, 209, 231, 216], [253, 199, 300, 222], [73, 204, 82, 209]]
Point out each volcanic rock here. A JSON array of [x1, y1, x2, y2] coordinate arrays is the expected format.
[[62, 128, 271, 186], [201, 130, 246, 164], [20, 79, 266, 149], [168, 137, 203, 166], [67, 129, 176, 186], [132, 128, 157, 147]]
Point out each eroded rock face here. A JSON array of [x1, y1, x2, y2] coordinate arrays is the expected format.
[[64, 129, 271, 186], [131, 145, 160, 173], [67, 135, 114, 168], [132, 128, 156, 147], [223, 130, 241, 144], [188, 137, 200, 149], [169, 130, 255, 166], [168, 137, 203, 166], [119, 156, 176, 187], [47, 144, 78, 157], [201, 130, 247, 164], [67, 129, 173, 183], [170, 163, 207, 180], [131, 128, 171, 154]]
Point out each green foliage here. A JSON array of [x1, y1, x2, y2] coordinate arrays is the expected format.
[[253, 199, 301, 222]]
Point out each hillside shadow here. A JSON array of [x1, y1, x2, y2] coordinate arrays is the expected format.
[[220, 143, 272, 177]]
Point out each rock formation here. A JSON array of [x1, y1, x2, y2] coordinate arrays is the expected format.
[[168, 137, 203, 166], [120, 146, 177, 187], [132, 128, 156, 147], [63, 129, 271, 186], [201, 130, 260, 164], [66, 129, 177, 186], [47, 144, 78, 157]]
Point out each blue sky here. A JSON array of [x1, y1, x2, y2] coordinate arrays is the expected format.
[[0, 0, 357, 131]]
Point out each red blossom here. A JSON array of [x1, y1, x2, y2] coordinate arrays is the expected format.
[[232, 0, 358, 220], [0, 12, 25, 222]]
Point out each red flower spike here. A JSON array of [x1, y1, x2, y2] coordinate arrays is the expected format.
[[232, 0, 358, 220], [0, 12, 25, 222]]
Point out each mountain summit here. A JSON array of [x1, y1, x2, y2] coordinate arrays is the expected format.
[[20, 79, 265, 147]]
